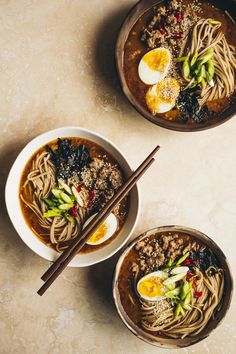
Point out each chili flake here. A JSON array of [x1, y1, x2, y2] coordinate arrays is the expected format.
[[194, 291, 202, 299]]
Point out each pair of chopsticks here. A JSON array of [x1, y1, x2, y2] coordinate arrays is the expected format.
[[37, 145, 160, 296]]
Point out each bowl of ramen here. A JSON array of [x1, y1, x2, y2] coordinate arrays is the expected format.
[[116, 0, 236, 131], [113, 226, 233, 348], [5, 127, 140, 266]]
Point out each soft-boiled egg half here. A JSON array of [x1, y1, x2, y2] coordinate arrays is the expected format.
[[138, 48, 171, 85], [137, 271, 169, 301], [84, 213, 118, 245], [146, 77, 180, 114]]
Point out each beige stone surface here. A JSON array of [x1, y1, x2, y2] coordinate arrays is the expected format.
[[0, 0, 235, 353]]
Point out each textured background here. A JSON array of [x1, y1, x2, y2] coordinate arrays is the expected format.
[[0, 1, 235, 353]]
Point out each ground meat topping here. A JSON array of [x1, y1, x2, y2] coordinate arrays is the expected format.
[[142, 244, 153, 257], [131, 232, 191, 275], [141, 0, 202, 53], [135, 240, 146, 251], [80, 156, 124, 212], [109, 169, 122, 189]]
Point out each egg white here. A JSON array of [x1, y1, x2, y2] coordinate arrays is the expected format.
[[138, 48, 171, 85], [84, 213, 118, 245], [154, 101, 175, 114]]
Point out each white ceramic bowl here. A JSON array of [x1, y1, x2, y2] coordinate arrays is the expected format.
[[5, 126, 140, 267]]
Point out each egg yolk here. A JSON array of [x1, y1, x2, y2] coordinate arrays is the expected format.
[[138, 276, 165, 298], [88, 223, 108, 244], [156, 78, 180, 103], [146, 88, 160, 112], [143, 49, 170, 72], [146, 78, 180, 112]]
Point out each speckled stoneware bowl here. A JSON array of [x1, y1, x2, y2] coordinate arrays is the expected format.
[[5, 126, 140, 267], [113, 225, 233, 348], [115, 0, 236, 132]]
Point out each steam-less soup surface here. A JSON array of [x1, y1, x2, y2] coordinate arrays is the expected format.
[[19, 138, 129, 253], [118, 231, 225, 339], [124, 0, 236, 124]]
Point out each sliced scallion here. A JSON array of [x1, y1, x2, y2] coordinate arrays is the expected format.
[[183, 292, 192, 311], [51, 188, 62, 199], [163, 273, 186, 286], [176, 252, 190, 266], [58, 203, 74, 211], [165, 287, 180, 298], [44, 198, 57, 207], [60, 192, 73, 204], [182, 59, 190, 80], [58, 178, 72, 195], [208, 19, 221, 25], [190, 52, 198, 67], [43, 210, 62, 218], [175, 55, 189, 63], [72, 186, 84, 207], [180, 281, 190, 300]]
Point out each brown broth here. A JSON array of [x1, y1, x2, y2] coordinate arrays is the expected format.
[[19, 138, 130, 254], [123, 0, 236, 124]]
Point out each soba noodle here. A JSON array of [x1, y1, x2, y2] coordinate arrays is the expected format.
[[140, 266, 224, 339], [20, 151, 88, 251], [180, 18, 236, 105], [140, 258, 224, 338], [130, 237, 225, 339]]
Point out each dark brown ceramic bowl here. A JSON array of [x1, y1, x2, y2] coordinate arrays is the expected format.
[[115, 0, 236, 132], [113, 226, 233, 348]]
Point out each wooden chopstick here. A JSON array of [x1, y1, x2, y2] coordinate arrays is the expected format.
[[38, 158, 155, 296], [37, 146, 160, 296], [41, 145, 160, 283]]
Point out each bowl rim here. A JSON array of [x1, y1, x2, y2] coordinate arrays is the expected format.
[[115, 0, 236, 132], [5, 126, 140, 267], [113, 225, 233, 348]]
